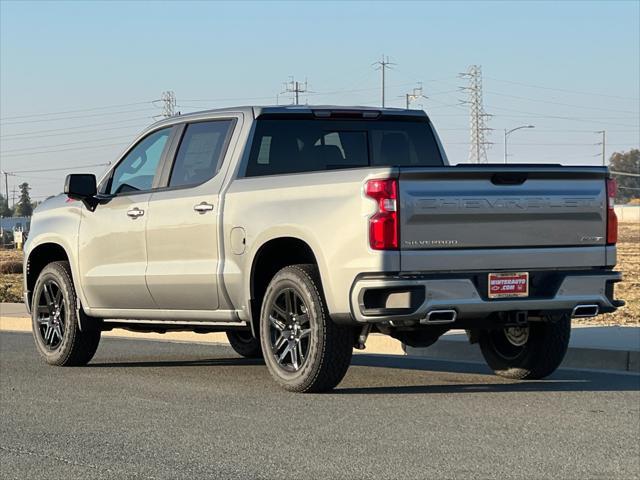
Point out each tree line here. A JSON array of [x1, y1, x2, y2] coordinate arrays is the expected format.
[[1, 182, 37, 217]]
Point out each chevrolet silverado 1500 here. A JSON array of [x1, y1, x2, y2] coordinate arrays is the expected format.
[[24, 105, 623, 392]]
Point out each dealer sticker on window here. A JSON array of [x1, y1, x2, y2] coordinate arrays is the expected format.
[[488, 272, 529, 298]]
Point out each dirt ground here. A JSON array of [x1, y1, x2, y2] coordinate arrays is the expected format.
[[596, 222, 639, 326], [1, 226, 637, 325]]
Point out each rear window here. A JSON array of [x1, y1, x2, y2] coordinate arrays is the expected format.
[[169, 120, 234, 188], [245, 119, 443, 177]]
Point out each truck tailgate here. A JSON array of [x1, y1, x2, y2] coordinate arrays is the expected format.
[[399, 166, 608, 251]]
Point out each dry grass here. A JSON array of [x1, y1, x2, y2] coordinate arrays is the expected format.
[[0, 249, 24, 303], [587, 222, 639, 326], [0, 228, 638, 324]]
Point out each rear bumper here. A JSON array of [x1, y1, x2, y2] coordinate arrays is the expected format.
[[349, 270, 623, 324]]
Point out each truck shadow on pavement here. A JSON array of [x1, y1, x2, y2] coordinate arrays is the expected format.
[[86, 351, 639, 394], [336, 354, 640, 394], [87, 357, 265, 368]]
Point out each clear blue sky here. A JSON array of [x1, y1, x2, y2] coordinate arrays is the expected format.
[[1, 0, 638, 200]]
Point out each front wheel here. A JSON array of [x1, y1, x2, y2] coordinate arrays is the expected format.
[[259, 264, 353, 393], [479, 314, 571, 380], [31, 261, 101, 366]]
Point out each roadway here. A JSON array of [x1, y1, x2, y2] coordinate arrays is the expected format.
[[1, 331, 638, 479]]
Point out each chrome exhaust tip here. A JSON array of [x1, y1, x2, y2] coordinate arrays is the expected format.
[[572, 304, 599, 318], [422, 309, 457, 324]]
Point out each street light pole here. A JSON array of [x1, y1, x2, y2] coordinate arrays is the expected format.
[[504, 125, 535, 163]]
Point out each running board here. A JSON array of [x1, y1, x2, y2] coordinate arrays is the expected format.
[[103, 319, 247, 328]]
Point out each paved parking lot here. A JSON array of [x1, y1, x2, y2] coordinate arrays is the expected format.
[[1, 331, 639, 479]]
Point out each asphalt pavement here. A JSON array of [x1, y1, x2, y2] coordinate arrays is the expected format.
[[1, 331, 639, 479]]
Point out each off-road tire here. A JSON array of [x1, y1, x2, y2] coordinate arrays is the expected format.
[[226, 330, 263, 358], [259, 264, 353, 393], [479, 314, 571, 380], [31, 261, 101, 366]]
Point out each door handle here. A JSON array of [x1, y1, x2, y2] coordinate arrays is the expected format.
[[126, 207, 145, 219], [194, 202, 214, 214]]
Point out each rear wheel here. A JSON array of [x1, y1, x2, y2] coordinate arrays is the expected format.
[[226, 330, 263, 358], [479, 314, 571, 380], [259, 264, 353, 393], [31, 261, 101, 366]]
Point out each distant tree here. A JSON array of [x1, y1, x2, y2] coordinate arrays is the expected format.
[[0, 194, 11, 217], [15, 182, 33, 217], [609, 149, 639, 204]]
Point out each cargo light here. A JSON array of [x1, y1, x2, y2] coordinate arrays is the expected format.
[[365, 178, 398, 250], [606, 178, 618, 245]]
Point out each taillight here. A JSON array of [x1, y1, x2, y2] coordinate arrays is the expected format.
[[365, 178, 398, 250], [606, 178, 618, 245]]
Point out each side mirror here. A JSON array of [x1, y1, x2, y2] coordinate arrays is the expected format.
[[64, 174, 98, 210]]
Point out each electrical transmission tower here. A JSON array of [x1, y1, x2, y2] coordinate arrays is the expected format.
[[372, 55, 396, 107], [282, 77, 308, 105], [161, 91, 176, 118], [459, 65, 492, 163]]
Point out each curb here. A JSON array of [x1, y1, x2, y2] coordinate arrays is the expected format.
[[2, 315, 637, 373], [405, 339, 640, 374]]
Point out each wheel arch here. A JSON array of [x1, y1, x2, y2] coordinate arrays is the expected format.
[[26, 242, 73, 309], [247, 236, 320, 337]]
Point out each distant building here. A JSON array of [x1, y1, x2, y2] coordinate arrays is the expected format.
[[0, 216, 31, 233]]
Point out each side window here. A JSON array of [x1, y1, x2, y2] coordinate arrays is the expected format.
[[169, 120, 234, 188], [246, 121, 368, 176], [109, 128, 171, 194]]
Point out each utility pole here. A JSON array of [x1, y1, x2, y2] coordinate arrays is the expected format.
[[405, 83, 426, 109], [595, 130, 606, 166], [2, 171, 8, 204], [161, 91, 176, 118], [282, 77, 308, 105], [459, 65, 492, 163], [373, 55, 395, 107]]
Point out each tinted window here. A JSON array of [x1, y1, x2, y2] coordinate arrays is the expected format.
[[169, 120, 234, 188], [109, 128, 171, 194], [245, 119, 443, 177]]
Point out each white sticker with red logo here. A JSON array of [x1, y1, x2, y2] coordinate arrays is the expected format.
[[488, 272, 529, 298]]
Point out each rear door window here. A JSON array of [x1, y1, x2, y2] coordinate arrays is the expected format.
[[245, 118, 443, 177], [169, 120, 234, 188]]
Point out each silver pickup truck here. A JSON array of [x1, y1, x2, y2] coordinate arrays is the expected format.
[[24, 105, 623, 392]]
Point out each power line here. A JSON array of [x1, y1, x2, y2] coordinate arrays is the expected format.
[[484, 90, 639, 115], [1, 142, 126, 158], [0, 116, 154, 138], [1, 135, 133, 154], [483, 105, 639, 128], [7, 162, 110, 174], [0, 101, 156, 121], [485, 76, 639, 101], [0, 107, 158, 126], [0, 123, 148, 141]]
